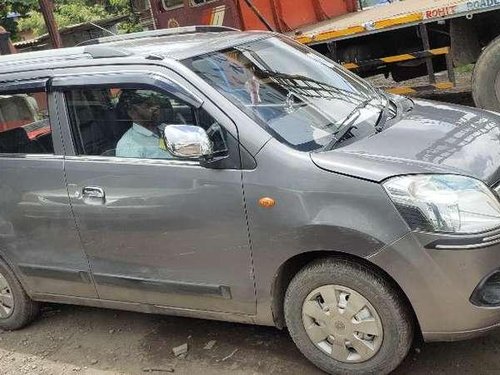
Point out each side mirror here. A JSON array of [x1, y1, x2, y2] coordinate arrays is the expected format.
[[163, 125, 213, 159]]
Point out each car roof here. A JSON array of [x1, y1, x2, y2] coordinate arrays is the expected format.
[[102, 31, 271, 60], [0, 29, 273, 76]]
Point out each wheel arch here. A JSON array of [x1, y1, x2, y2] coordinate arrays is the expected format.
[[0, 247, 33, 297], [450, 13, 500, 66], [270, 250, 421, 336]]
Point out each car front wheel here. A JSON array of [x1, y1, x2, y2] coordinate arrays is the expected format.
[[284, 258, 414, 375]]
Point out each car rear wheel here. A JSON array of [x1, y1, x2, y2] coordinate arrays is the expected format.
[[0, 259, 39, 330], [284, 258, 414, 375]]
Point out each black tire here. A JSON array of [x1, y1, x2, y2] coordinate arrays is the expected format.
[[0, 259, 39, 330], [284, 258, 414, 375], [472, 35, 500, 112]]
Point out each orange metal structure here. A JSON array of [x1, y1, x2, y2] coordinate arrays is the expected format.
[[150, 0, 357, 33], [237, 0, 357, 32]]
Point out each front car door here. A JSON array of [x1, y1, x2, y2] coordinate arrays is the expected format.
[[53, 67, 256, 314], [0, 75, 97, 299]]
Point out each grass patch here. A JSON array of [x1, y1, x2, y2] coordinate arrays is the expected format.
[[455, 64, 475, 73]]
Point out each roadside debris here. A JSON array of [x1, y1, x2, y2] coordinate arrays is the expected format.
[[203, 340, 217, 350], [172, 343, 188, 357], [142, 367, 175, 373], [221, 348, 238, 362]]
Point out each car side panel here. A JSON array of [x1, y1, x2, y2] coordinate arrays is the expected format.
[[63, 158, 255, 314], [0, 79, 97, 298], [50, 65, 257, 314], [242, 138, 411, 325], [0, 155, 97, 297]]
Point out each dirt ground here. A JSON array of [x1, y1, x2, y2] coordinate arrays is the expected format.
[[0, 303, 499, 375], [1, 69, 499, 375], [369, 68, 476, 106]]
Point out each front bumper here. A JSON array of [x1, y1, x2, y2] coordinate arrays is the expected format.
[[369, 230, 500, 342]]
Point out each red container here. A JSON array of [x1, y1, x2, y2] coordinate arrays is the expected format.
[[150, 0, 357, 33]]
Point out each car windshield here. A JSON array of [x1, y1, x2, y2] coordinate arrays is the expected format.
[[182, 36, 384, 151]]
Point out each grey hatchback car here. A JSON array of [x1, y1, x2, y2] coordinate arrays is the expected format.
[[0, 26, 499, 375]]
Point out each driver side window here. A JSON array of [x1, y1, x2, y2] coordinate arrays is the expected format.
[[64, 86, 229, 160]]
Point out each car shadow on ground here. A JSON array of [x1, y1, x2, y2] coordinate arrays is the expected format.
[[0, 304, 499, 374]]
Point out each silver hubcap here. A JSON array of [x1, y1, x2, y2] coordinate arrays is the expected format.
[[0, 273, 14, 318], [302, 285, 383, 363]]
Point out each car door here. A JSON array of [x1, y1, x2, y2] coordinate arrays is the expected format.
[[53, 67, 256, 314], [0, 76, 97, 299]]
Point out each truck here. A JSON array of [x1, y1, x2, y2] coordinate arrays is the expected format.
[[146, 0, 500, 111]]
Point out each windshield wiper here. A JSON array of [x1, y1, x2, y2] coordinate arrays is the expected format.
[[256, 70, 375, 102], [322, 97, 375, 151], [374, 92, 397, 133]]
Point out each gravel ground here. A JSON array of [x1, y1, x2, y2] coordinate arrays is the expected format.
[[1, 68, 498, 375], [0, 303, 499, 375], [369, 68, 475, 106]]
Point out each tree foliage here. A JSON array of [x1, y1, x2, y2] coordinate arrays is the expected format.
[[0, 0, 38, 39], [1, 0, 140, 40], [0, 0, 38, 19]]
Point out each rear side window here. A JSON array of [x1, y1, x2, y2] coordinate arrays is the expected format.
[[0, 91, 53, 154]]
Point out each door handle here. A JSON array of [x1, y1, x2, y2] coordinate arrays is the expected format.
[[82, 186, 105, 204]]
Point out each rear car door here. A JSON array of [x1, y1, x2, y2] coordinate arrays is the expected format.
[[0, 76, 97, 299], [53, 67, 256, 314]]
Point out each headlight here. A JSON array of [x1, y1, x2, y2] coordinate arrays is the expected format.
[[383, 174, 500, 234]]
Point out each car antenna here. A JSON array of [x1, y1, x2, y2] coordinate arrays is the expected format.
[[87, 22, 163, 61], [88, 22, 140, 49]]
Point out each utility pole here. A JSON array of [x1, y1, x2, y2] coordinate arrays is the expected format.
[[0, 26, 17, 54], [39, 0, 63, 48]]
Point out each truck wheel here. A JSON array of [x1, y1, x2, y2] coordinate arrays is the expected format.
[[0, 259, 39, 330], [472, 35, 500, 112], [284, 258, 414, 375]]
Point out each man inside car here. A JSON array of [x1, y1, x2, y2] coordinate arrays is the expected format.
[[115, 90, 173, 159]]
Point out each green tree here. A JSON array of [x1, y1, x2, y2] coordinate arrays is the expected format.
[[11, 0, 140, 39], [0, 0, 38, 40]]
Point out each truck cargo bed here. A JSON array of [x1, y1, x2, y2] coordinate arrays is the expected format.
[[294, 0, 500, 44]]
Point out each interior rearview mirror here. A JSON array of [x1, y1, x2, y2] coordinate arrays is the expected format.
[[163, 125, 213, 159]]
